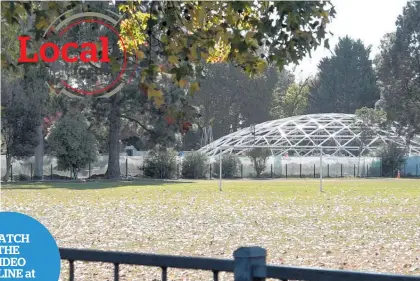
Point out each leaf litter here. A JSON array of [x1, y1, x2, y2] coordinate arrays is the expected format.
[[1, 179, 419, 280]]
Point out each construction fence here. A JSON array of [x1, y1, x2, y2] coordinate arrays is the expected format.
[[2, 154, 420, 181]]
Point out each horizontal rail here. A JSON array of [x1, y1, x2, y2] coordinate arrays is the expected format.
[[60, 248, 234, 272], [266, 265, 420, 281], [60, 248, 420, 281]]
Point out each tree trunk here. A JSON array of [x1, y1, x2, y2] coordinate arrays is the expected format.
[[2, 154, 11, 182], [253, 158, 260, 178], [73, 167, 78, 180], [203, 102, 210, 129], [106, 95, 121, 179], [34, 124, 44, 180]]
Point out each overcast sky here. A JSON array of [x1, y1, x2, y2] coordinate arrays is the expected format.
[[287, 0, 409, 82]]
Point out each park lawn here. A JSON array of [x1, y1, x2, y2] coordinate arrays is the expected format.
[[1, 179, 420, 281]]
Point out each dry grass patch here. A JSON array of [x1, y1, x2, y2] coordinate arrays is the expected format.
[[1, 179, 419, 280]]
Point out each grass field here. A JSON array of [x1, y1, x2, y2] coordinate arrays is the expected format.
[[1, 179, 420, 280]]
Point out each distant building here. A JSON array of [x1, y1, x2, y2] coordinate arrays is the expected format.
[[123, 146, 147, 157]]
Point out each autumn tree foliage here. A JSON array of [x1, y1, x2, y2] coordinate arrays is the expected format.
[[117, 1, 336, 94], [2, 1, 336, 179]]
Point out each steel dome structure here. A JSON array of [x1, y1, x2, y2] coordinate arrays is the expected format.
[[198, 113, 420, 157]]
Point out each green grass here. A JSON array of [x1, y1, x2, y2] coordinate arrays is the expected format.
[[1, 179, 420, 280]]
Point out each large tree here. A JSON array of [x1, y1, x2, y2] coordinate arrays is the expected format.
[[270, 78, 311, 119], [354, 106, 388, 155], [1, 2, 56, 180], [375, 2, 420, 139], [2, 1, 336, 179], [308, 36, 380, 114], [1, 71, 45, 181], [104, 1, 335, 177], [191, 64, 286, 140], [180, 65, 294, 150]]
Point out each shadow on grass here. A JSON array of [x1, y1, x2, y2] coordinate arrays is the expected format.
[[1, 179, 194, 190]]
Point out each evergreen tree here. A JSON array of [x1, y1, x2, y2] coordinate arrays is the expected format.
[[1, 73, 43, 182], [375, 2, 420, 139], [308, 36, 380, 113], [47, 113, 98, 179]]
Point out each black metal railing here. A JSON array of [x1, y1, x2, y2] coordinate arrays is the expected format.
[[266, 265, 420, 281], [60, 248, 234, 281], [60, 247, 420, 281]]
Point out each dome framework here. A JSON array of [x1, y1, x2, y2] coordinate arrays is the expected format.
[[198, 113, 420, 157]]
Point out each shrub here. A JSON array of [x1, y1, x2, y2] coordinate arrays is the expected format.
[[12, 174, 31, 181], [247, 148, 271, 178], [144, 146, 177, 179], [213, 154, 241, 179], [378, 143, 406, 177], [181, 151, 209, 179], [47, 114, 97, 179]]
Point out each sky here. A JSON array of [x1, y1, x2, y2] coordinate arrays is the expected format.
[[288, 0, 409, 82]]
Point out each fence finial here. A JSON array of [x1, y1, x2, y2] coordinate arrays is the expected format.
[[233, 246, 266, 281]]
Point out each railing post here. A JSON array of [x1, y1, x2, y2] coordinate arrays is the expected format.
[[69, 260, 74, 281], [233, 247, 266, 281], [327, 164, 330, 178], [114, 263, 120, 281], [210, 164, 212, 179], [270, 164, 273, 178], [354, 164, 356, 177], [125, 158, 128, 178], [380, 157, 383, 177], [30, 163, 33, 181], [88, 161, 91, 178], [285, 164, 288, 178], [417, 164, 419, 177], [51, 164, 53, 180], [177, 163, 180, 178], [241, 164, 243, 179], [219, 154, 222, 191], [299, 164, 302, 178], [341, 164, 343, 177], [313, 164, 315, 178], [10, 164, 13, 182]]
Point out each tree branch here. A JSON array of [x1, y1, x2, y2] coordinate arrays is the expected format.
[[119, 114, 155, 135]]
